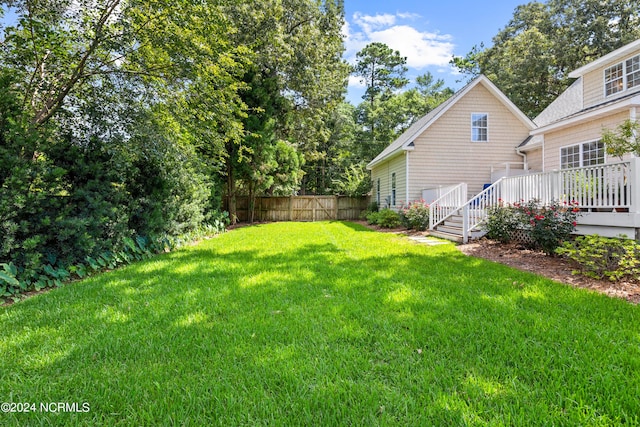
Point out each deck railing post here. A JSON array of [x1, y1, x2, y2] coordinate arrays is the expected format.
[[553, 170, 562, 202], [462, 205, 469, 244], [629, 157, 640, 214]]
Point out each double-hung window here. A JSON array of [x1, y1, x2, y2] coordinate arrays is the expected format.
[[471, 113, 488, 142], [605, 63, 624, 96], [605, 54, 640, 96], [560, 140, 605, 169], [391, 173, 396, 206], [626, 55, 640, 90]]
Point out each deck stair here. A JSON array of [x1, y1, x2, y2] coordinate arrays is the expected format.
[[428, 181, 500, 244], [429, 212, 486, 243]]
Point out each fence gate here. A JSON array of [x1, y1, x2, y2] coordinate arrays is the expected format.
[[291, 196, 336, 221]]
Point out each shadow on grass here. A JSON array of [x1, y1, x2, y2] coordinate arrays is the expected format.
[[1, 221, 639, 425]]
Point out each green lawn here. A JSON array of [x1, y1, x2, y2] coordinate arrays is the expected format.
[[2, 221, 639, 426]]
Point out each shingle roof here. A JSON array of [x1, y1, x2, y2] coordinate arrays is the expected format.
[[533, 78, 583, 127]]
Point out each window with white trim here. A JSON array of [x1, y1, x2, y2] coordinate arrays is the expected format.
[[471, 113, 488, 142], [560, 140, 605, 169], [605, 54, 640, 96], [626, 55, 640, 90], [605, 63, 624, 96], [391, 173, 396, 206]]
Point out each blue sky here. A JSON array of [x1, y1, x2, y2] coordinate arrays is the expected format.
[[343, 0, 527, 104]]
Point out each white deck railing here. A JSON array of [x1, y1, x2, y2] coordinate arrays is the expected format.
[[429, 183, 467, 230], [430, 160, 638, 244], [501, 161, 632, 209]]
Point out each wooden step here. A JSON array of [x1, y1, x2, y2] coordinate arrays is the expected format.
[[428, 229, 464, 243], [436, 224, 464, 236]]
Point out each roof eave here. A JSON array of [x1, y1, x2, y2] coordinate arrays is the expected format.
[[530, 95, 640, 135], [569, 39, 640, 78], [366, 148, 404, 170]]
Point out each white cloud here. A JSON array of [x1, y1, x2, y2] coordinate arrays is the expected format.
[[348, 75, 367, 88], [353, 12, 397, 33], [370, 25, 454, 68], [344, 11, 455, 71]]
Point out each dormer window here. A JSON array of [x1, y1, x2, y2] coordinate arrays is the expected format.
[[605, 54, 640, 96], [627, 55, 640, 89], [605, 63, 624, 96]]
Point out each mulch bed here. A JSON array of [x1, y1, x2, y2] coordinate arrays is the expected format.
[[457, 238, 640, 304], [353, 220, 640, 304]]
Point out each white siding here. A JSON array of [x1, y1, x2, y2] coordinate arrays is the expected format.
[[408, 83, 530, 199], [370, 152, 407, 209], [543, 110, 632, 170], [583, 54, 640, 109]]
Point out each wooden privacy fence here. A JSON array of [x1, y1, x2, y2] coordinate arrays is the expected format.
[[232, 196, 369, 222]]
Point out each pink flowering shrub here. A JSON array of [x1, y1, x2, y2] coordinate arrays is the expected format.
[[485, 199, 580, 255], [400, 200, 430, 231]]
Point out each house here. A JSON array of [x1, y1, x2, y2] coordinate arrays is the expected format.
[[368, 39, 640, 242], [366, 75, 535, 209], [513, 38, 640, 239]]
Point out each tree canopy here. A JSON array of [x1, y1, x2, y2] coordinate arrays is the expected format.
[[451, 0, 640, 118]]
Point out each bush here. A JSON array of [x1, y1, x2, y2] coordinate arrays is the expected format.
[[515, 199, 580, 255], [401, 200, 430, 231], [0, 77, 226, 301], [484, 203, 520, 243], [375, 209, 402, 228], [365, 211, 380, 225], [483, 199, 580, 255], [557, 235, 640, 281], [360, 201, 379, 221]]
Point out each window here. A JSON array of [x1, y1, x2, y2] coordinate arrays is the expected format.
[[471, 113, 488, 142], [626, 55, 640, 90], [376, 178, 381, 206], [391, 173, 396, 206], [605, 63, 624, 96], [560, 140, 605, 169], [605, 54, 640, 96]]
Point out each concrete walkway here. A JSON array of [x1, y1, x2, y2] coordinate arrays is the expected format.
[[407, 235, 450, 246]]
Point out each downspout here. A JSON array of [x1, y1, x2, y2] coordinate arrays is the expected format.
[[405, 151, 410, 204], [632, 107, 638, 151], [515, 147, 528, 172]]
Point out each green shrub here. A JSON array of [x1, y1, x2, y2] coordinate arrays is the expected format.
[[360, 201, 379, 221], [0, 75, 225, 301], [483, 199, 580, 255], [484, 203, 520, 243], [515, 199, 580, 255], [557, 235, 640, 281], [375, 209, 402, 228], [365, 211, 380, 225], [401, 200, 430, 231]]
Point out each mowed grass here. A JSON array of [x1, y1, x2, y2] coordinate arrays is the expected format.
[[1, 222, 640, 426]]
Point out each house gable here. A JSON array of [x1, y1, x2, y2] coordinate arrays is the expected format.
[[523, 39, 640, 172], [366, 75, 534, 170], [408, 81, 533, 197]]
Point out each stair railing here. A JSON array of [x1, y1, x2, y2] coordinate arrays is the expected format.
[[459, 178, 505, 243], [429, 183, 468, 230]]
